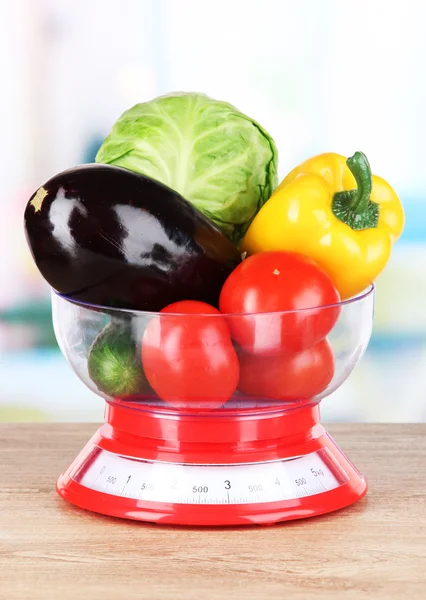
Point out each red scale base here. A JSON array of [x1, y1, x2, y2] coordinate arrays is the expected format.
[[57, 401, 367, 526]]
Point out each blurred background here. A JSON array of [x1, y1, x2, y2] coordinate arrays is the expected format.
[[1, 0, 425, 423]]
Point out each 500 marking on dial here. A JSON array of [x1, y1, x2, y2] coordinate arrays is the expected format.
[[76, 448, 343, 504]]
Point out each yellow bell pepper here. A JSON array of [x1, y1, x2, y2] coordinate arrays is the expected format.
[[242, 151, 404, 299]]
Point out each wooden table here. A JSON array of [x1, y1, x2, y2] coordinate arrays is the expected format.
[[0, 424, 425, 599]]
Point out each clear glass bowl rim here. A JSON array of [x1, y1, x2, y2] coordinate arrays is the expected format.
[[52, 283, 375, 318]]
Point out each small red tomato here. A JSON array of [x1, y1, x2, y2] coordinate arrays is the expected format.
[[237, 339, 335, 401], [141, 300, 239, 410], [219, 251, 340, 355]]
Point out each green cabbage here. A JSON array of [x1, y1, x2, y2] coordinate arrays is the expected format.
[[96, 92, 278, 243]]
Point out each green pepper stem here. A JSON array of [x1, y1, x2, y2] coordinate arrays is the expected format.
[[331, 151, 378, 231], [346, 151, 373, 215]]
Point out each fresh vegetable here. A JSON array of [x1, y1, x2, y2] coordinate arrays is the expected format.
[[237, 339, 335, 400], [219, 251, 340, 355], [95, 92, 278, 243], [242, 151, 404, 300], [141, 300, 239, 409], [88, 321, 151, 398], [24, 164, 241, 311]]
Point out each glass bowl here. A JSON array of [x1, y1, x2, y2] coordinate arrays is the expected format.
[[52, 286, 375, 414]]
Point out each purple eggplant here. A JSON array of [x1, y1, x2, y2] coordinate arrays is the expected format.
[[24, 164, 241, 311]]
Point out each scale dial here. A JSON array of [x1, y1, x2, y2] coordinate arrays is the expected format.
[[75, 446, 348, 505]]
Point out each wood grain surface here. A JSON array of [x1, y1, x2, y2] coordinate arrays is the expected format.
[[0, 423, 425, 600]]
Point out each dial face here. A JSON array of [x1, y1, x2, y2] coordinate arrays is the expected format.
[[75, 446, 347, 505]]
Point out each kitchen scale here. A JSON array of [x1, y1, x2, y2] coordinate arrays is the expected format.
[[54, 286, 374, 526]]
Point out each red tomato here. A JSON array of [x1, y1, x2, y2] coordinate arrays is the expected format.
[[219, 251, 340, 355], [237, 339, 335, 401], [141, 300, 239, 410]]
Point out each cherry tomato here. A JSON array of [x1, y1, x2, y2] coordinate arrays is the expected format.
[[219, 251, 340, 355], [237, 339, 335, 401], [141, 300, 239, 409]]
